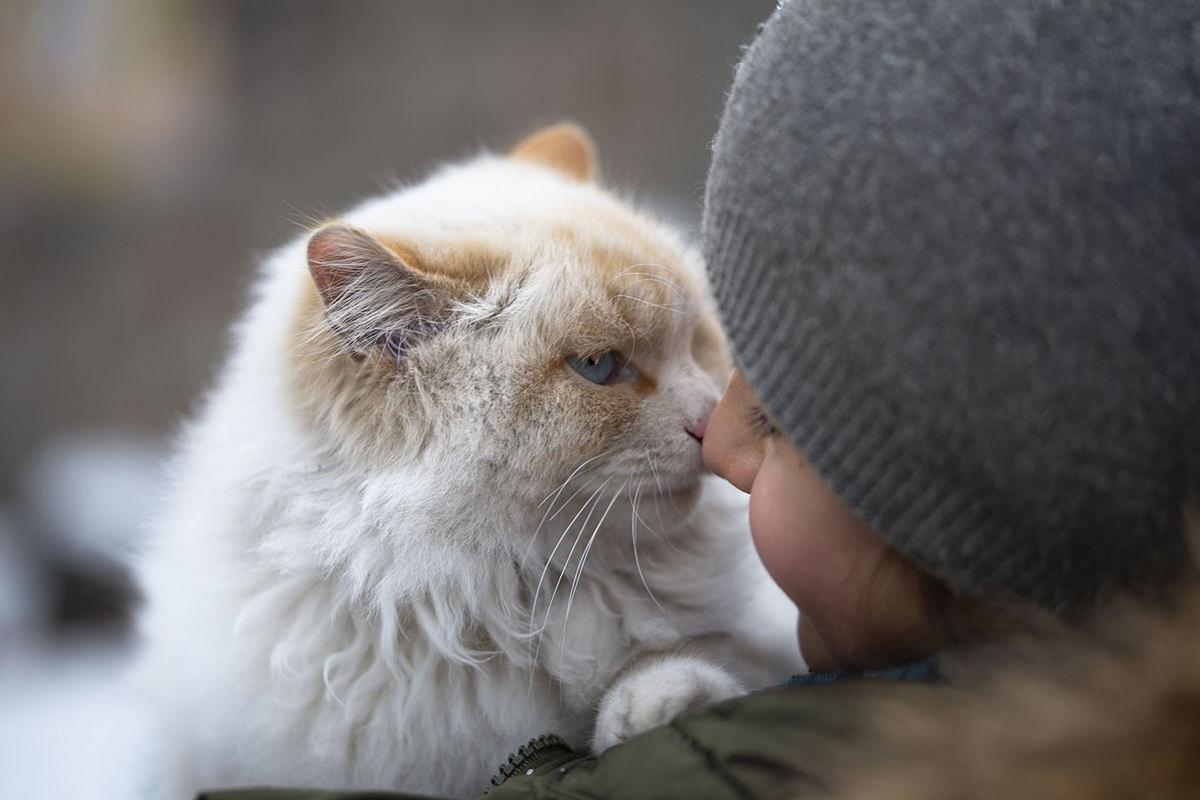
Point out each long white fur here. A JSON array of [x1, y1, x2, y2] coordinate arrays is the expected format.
[[135, 150, 800, 798]]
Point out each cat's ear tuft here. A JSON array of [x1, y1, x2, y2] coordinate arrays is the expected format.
[[306, 223, 455, 361], [307, 223, 395, 309], [510, 122, 597, 183]]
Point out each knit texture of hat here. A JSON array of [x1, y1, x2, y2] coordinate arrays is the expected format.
[[704, 0, 1200, 612]]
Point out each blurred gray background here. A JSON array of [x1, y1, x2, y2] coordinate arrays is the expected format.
[[0, 1, 772, 795]]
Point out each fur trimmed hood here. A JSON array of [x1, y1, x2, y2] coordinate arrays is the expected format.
[[833, 587, 1200, 799]]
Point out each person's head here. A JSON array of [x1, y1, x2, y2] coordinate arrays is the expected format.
[[703, 370, 960, 670], [701, 0, 1200, 670]]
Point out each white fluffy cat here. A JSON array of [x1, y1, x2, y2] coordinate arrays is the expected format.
[[135, 124, 799, 798]]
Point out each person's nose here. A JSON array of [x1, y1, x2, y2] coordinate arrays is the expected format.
[[702, 432, 761, 493], [701, 372, 765, 493]]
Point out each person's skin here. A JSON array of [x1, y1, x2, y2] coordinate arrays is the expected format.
[[703, 370, 953, 671]]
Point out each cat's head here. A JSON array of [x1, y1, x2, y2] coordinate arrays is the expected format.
[[291, 124, 729, 518]]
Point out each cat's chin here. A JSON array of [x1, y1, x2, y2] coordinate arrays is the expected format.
[[647, 477, 703, 513]]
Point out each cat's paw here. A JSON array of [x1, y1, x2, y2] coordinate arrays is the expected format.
[[591, 656, 742, 754]]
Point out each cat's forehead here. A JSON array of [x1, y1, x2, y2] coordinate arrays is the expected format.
[[512, 202, 702, 349], [357, 155, 703, 327], [538, 217, 698, 325]]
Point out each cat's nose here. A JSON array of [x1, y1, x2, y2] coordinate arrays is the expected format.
[[686, 416, 709, 443]]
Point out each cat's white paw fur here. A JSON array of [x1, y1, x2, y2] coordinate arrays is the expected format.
[[592, 656, 743, 754]]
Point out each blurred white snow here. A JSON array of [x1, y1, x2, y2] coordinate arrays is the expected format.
[[0, 431, 163, 799], [0, 637, 150, 799], [0, 508, 48, 637], [20, 432, 162, 568]]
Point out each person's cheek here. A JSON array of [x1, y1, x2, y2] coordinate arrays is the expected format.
[[746, 440, 874, 660], [749, 440, 950, 669], [746, 441, 826, 611], [747, 461, 807, 609]]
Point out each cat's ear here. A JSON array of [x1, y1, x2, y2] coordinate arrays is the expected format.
[[306, 223, 456, 361], [510, 122, 597, 182]]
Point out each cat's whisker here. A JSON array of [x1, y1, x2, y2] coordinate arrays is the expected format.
[[519, 480, 595, 627], [645, 449, 669, 532], [531, 478, 611, 670], [614, 263, 687, 311], [616, 262, 671, 275], [542, 480, 609, 617], [617, 315, 640, 371], [643, 450, 686, 552], [629, 474, 682, 555], [525, 461, 606, 563], [526, 478, 610, 702], [615, 262, 681, 292], [521, 451, 612, 585], [619, 272, 686, 303], [528, 477, 609, 645], [537, 450, 612, 509], [618, 269, 676, 286], [527, 480, 589, 559], [629, 484, 659, 538], [629, 481, 664, 611], [614, 293, 685, 315], [560, 482, 626, 666], [619, 274, 681, 295]]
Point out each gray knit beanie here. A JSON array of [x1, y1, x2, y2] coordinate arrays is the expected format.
[[704, 0, 1200, 613]]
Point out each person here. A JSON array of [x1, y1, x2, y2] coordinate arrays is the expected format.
[[202, 0, 1200, 798], [698, 0, 1200, 675]]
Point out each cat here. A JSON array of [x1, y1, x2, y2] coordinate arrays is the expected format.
[[134, 123, 799, 798]]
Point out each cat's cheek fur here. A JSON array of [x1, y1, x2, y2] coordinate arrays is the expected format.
[[592, 655, 744, 754]]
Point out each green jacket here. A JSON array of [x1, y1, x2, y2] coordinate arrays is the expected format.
[[198, 680, 903, 800]]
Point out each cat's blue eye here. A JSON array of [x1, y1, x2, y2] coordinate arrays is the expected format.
[[567, 352, 622, 385]]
